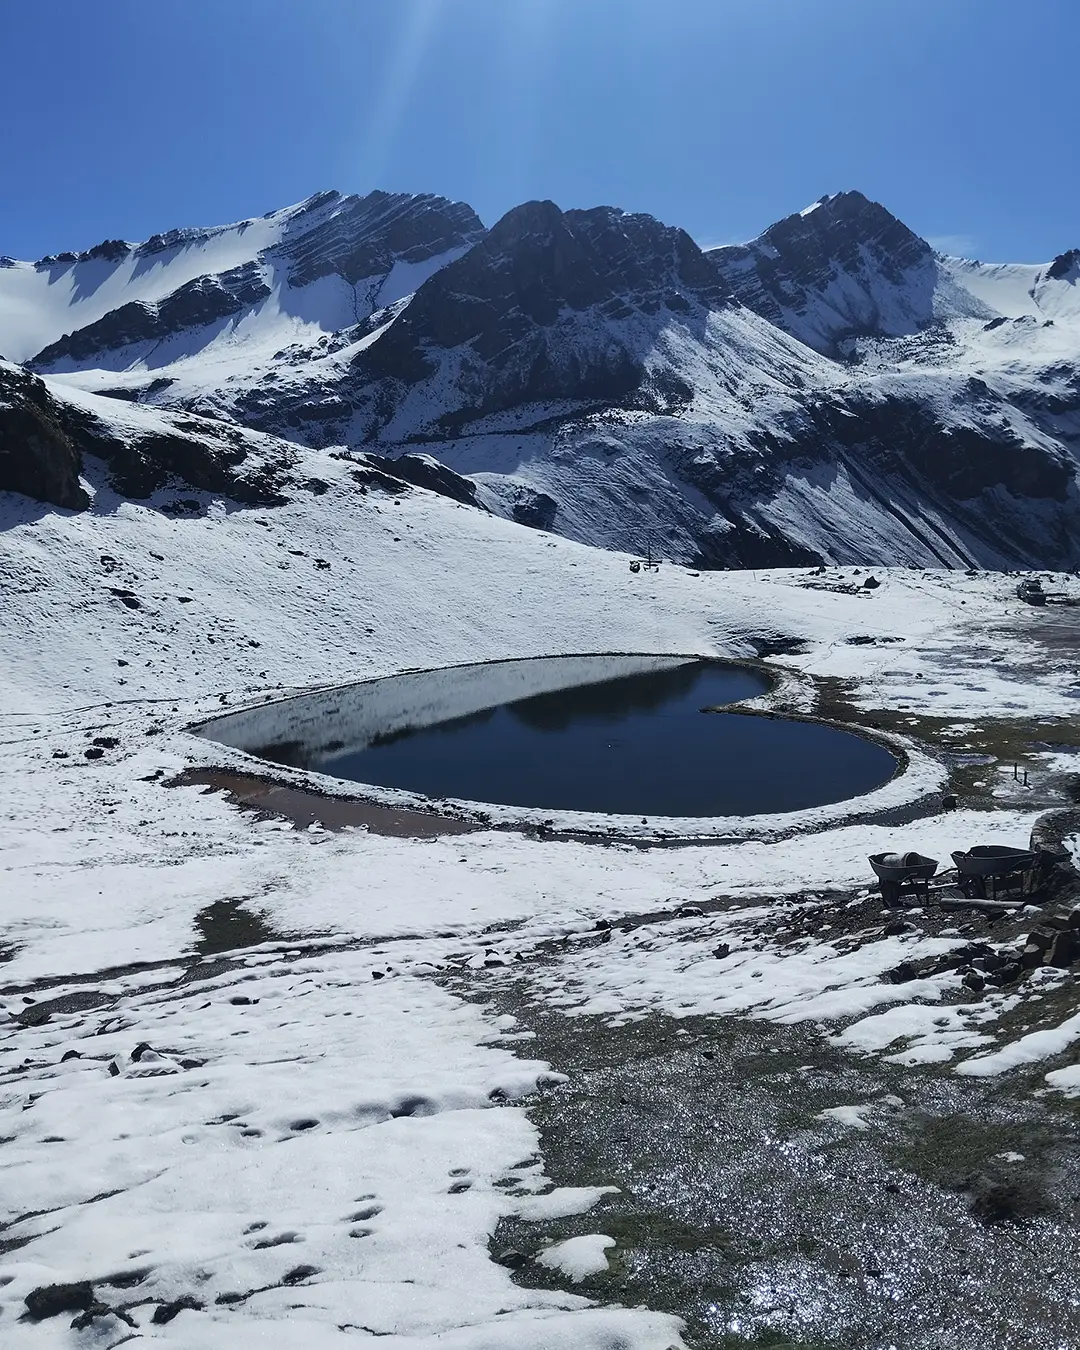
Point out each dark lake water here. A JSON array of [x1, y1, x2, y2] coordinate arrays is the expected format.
[[199, 656, 897, 817]]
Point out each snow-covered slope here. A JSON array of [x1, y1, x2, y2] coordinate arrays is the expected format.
[[6, 355, 1080, 1346], [4, 187, 1080, 569], [0, 189, 483, 377]]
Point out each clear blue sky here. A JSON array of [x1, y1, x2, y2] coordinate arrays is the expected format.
[[3, 0, 1077, 263]]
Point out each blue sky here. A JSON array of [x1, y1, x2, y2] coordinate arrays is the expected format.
[[2, 0, 1077, 262]]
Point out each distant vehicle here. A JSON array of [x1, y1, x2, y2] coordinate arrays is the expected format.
[[1016, 578, 1047, 605]]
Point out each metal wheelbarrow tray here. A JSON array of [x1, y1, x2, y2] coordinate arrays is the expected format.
[[869, 852, 940, 884], [951, 846, 1039, 877], [951, 845, 1040, 899], [868, 852, 940, 907]]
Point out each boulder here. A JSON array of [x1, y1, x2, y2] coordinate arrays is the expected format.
[[1020, 928, 1056, 968], [152, 1295, 204, 1325], [1045, 929, 1077, 968], [24, 1282, 95, 1320]]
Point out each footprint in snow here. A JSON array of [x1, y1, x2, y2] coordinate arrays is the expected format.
[[250, 1230, 303, 1249], [347, 1203, 383, 1222]]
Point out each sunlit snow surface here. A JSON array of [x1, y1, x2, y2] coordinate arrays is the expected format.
[[3, 415, 1080, 1344], [6, 196, 1080, 572]]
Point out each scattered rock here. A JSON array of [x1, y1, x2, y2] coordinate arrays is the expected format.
[[111, 1043, 182, 1077], [961, 970, 986, 992], [1046, 929, 1078, 968], [1021, 929, 1057, 968], [24, 1281, 95, 1320], [991, 960, 1022, 986], [84, 747, 105, 760], [713, 942, 731, 960], [70, 1302, 136, 1331], [152, 1295, 204, 1324]]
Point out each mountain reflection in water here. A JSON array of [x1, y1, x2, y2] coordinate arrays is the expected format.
[[212, 657, 896, 818]]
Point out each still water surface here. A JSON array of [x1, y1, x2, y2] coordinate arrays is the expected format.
[[200, 656, 897, 817]]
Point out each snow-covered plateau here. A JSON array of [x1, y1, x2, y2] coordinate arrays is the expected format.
[[3, 187, 1080, 1348]]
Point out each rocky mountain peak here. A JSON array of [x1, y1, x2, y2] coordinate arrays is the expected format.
[[1046, 247, 1080, 282], [760, 189, 930, 268], [279, 188, 486, 288], [710, 190, 936, 353], [363, 199, 727, 369], [348, 199, 729, 432]]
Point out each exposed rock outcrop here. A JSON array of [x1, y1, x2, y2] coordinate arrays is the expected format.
[[280, 189, 484, 287], [0, 364, 89, 509], [351, 199, 727, 431], [709, 190, 941, 354], [1, 362, 295, 509], [362, 452, 482, 508]]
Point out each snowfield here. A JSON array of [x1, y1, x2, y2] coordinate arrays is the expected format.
[[4, 418, 1080, 1345]]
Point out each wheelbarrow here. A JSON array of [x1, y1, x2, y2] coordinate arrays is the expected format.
[[869, 851, 940, 907]]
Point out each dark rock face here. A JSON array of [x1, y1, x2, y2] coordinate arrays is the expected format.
[[280, 189, 485, 288], [809, 387, 1073, 504], [59, 403, 290, 504], [363, 452, 482, 508], [1046, 248, 1080, 282], [1, 362, 294, 509], [710, 191, 937, 352], [352, 199, 728, 431], [0, 365, 89, 509], [83, 238, 132, 263], [509, 486, 558, 531], [33, 263, 270, 366]]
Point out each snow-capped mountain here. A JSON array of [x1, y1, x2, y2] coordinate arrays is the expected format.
[[709, 190, 1080, 355], [3, 187, 1079, 568], [0, 189, 482, 373]]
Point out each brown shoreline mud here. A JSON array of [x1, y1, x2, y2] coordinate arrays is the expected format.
[[173, 767, 481, 837]]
